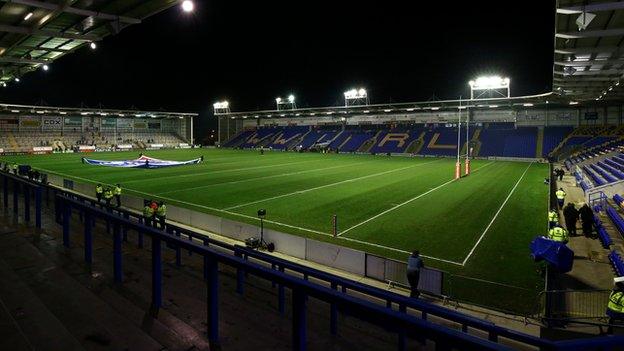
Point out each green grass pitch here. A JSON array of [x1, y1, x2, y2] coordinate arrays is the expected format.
[[1, 149, 548, 313]]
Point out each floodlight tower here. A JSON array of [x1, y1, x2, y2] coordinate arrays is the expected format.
[[344, 88, 369, 107], [276, 95, 296, 110], [213, 101, 230, 115], [468, 76, 510, 99]]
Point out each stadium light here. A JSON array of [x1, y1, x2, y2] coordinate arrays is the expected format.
[[468, 75, 510, 99], [275, 95, 296, 110], [14, 77, 20, 82], [24, 12, 33, 21], [1, 82, 6, 88], [569, 101, 579, 105], [181, 0, 195, 13], [42, 64, 49, 71], [213, 100, 231, 114], [90, 42, 97, 50], [344, 87, 368, 107]]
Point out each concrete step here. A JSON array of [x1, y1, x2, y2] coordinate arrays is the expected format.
[[0, 244, 84, 351], [0, 228, 164, 351]]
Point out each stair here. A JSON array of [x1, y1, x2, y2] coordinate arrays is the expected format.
[[358, 130, 382, 153], [405, 131, 426, 154], [536, 127, 544, 158], [7, 132, 19, 149], [338, 135, 351, 151], [0, 230, 164, 351]]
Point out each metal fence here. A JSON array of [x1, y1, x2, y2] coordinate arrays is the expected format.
[[540, 289, 612, 321], [364, 253, 444, 296]]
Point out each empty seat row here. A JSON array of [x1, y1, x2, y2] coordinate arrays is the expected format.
[[606, 205, 624, 240], [608, 250, 624, 277], [582, 165, 606, 186]]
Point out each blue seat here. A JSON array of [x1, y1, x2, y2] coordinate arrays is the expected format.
[[606, 206, 624, 238], [596, 226, 613, 249], [608, 250, 624, 277]]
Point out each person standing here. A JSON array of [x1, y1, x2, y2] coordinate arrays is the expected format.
[[406, 250, 424, 298], [143, 200, 154, 227], [548, 209, 559, 228], [95, 184, 103, 203], [555, 188, 567, 208], [558, 169, 564, 181], [156, 202, 167, 229], [103, 187, 114, 207], [579, 203, 594, 238], [563, 203, 579, 236], [113, 184, 122, 207], [607, 276, 624, 334], [547, 224, 569, 244]]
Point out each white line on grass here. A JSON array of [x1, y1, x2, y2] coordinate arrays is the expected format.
[[223, 159, 442, 211], [460, 162, 533, 266], [338, 161, 497, 236], [121, 159, 317, 184], [156, 161, 367, 195]]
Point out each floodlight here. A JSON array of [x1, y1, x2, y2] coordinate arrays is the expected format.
[[275, 95, 296, 110], [213, 101, 229, 109], [14, 77, 20, 82], [42, 64, 49, 71], [90, 42, 97, 50], [182, 0, 194, 13], [344, 87, 368, 106], [569, 101, 579, 105], [468, 75, 510, 99], [24, 12, 33, 21], [1, 83, 6, 87]]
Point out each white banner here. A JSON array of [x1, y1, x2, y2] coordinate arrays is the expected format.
[[42, 116, 63, 129], [149, 143, 164, 148], [116, 144, 133, 149], [78, 145, 96, 152]]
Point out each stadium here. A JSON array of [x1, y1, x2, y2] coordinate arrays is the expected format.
[[0, 0, 623, 350]]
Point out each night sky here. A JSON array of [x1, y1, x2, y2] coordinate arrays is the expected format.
[[0, 1, 556, 141]]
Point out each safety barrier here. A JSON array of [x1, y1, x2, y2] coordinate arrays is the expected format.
[[2, 171, 624, 350], [540, 289, 613, 320]]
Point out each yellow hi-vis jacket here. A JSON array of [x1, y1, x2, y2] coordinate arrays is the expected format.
[[103, 189, 113, 200], [95, 185, 103, 194], [548, 227, 569, 242], [143, 206, 154, 218], [556, 189, 566, 200], [548, 211, 559, 222], [608, 290, 624, 313], [157, 204, 167, 217], [113, 186, 122, 196]]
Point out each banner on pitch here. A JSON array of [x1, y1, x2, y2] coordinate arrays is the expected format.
[[83, 155, 202, 169]]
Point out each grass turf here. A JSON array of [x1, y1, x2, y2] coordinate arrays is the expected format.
[[1, 149, 548, 313]]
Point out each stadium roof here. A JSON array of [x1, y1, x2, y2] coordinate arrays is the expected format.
[[554, 0, 624, 101], [0, 102, 197, 118], [215, 92, 567, 119], [0, 0, 179, 84]]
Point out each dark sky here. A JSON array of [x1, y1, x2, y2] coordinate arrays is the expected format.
[[1, 0, 556, 139]]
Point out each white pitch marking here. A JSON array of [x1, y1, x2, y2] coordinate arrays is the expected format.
[[157, 161, 367, 195], [338, 161, 496, 237], [223, 159, 442, 211], [122, 159, 317, 184], [461, 162, 533, 266]]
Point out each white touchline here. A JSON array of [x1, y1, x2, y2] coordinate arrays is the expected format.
[[338, 161, 497, 236], [223, 159, 443, 210], [157, 161, 367, 195], [122, 159, 317, 184], [460, 162, 533, 266]]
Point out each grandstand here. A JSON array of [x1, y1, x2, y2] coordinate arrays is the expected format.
[[0, 104, 195, 153]]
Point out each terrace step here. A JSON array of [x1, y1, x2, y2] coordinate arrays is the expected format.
[[0, 227, 164, 351], [536, 127, 544, 158]]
